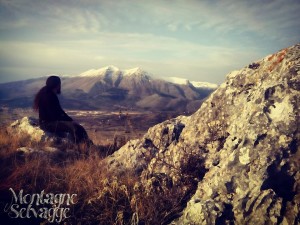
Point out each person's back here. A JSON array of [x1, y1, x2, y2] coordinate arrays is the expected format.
[[33, 76, 92, 145], [37, 85, 72, 124]]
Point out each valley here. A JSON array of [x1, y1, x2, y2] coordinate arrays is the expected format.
[[0, 107, 183, 146], [0, 66, 213, 148]]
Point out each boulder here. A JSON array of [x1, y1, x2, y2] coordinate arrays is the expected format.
[[8, 116, 72, 144]]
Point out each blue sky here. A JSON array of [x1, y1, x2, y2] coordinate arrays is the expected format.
[[0, 0, 299, 84]]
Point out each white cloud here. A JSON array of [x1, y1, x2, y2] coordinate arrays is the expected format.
[[167, 23, 178, 32], [2, 0, 299, 43]]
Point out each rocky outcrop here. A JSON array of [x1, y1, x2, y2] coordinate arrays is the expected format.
[[107, 44, 300, 224], [8, 117, 72, 144], [7, 117, 80, 162]]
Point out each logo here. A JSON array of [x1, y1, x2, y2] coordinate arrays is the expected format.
[[4, 188, 77, 223]]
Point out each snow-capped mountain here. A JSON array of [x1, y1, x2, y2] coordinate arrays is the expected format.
[[78, 66, 150, 78], [0, 66, 216, 112]]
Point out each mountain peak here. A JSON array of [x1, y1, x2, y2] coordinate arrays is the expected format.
[[102, 65, 120, 72]]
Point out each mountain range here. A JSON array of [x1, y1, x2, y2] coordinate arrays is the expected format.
[[0, 66, 217, 112]]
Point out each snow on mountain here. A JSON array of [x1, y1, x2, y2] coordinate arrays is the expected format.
[[190, 81, 218, 89], [164, 76, 218, 89], [77, 66, 153, 84], [79, 65, 120, 77], [124, 67, 147, 76]]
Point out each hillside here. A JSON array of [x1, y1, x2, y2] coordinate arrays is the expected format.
[[0, 67, 217, 112]]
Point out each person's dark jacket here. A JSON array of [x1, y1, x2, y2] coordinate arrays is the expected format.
[[38, 87, 73, 124]]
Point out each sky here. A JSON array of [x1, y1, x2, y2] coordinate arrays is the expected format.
[[0, 0, 299, 84]]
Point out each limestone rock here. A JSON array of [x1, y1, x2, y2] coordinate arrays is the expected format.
[[173, 44, 300, 225], [107, 44, 300, 224], [106, 116, 188, 175]]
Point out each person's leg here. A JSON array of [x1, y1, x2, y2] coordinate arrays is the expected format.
[[73, 123, 91, 144], [41, 121, 76, 142], [42, 121, 92, 144]]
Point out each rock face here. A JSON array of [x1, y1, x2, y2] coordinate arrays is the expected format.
[[107, 44, 300, 224]]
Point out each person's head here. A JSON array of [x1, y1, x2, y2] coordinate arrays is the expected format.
[[33, 75, 61, 111], [46, 76, 61, 94]]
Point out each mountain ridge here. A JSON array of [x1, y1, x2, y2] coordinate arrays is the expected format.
[[77, 66, 218, 90], [0, 67, 217, 112]]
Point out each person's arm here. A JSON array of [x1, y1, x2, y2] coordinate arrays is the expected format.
[[51, 94, 73, 121], [60, 110, 73, 121]]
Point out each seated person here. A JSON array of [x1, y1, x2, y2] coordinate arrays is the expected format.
[[33, 75, 92, 145]]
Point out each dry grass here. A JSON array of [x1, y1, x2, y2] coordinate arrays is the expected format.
[[0, 129, 203, 225]]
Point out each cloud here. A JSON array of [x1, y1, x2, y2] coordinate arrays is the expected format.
[[0, 0, 299, 84], [130, 0, 300, 44], [1, 0, 299, 44], [0, 30, 262, 84], [167, 23, 178, 32]]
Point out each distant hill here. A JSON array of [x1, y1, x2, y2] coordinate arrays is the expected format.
[[0, 66, 217, 112]]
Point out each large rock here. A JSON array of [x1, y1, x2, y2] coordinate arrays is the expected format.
[[7, 117, 79, 161], [106, 44, 300, 224], [8, 117, 72, 144]]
